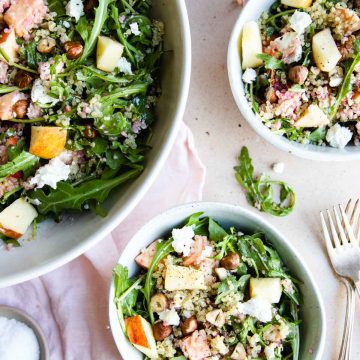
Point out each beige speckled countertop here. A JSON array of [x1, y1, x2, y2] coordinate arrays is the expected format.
[[184, 0, 360, 358]]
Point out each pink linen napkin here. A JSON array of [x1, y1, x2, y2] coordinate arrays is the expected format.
[[0, 123, 206, 360]]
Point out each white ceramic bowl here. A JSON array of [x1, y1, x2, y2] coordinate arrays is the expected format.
[[228, 0, 360, 161], [109, 202, 326, 360], [0, 1, 191, 288]]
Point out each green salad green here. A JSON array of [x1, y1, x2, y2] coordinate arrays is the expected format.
[[113, 213, 301, 359], [0, 0, 163, 246]]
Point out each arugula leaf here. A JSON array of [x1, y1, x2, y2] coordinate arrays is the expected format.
[[29, 167, 142, 216], [208, 218, 227, 242], [0, 151, 39, 180], [0, 85, 20, 94], [234, 147, 295, 216], [215, 274, 250, 304], [47, 0, 66, 16], [79, 0, 116, 63], [257, 53, 285, 70], [184, 212, 208, 236], [308, 127, 326, 143], [144, 239, 174, 324]]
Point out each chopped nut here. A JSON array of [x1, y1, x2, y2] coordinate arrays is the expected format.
[[64, 41, 84, 60], [265, 87, 278, 103], [220, 252, 240, 270], [206, 309, 225, 328], [13, 99, 28, 119], [37, 37, 56, 54], [153, 321, 172, 341], [181, 316, 198, 335], [14, 71, 33, 89], [150, 293, 168, 313], [288, 65, 309, 85]]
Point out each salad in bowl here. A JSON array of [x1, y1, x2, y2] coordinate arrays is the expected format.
[[112, 212, 302, 359], [238, 0, 360, 150], [0, 0, 163, 247]]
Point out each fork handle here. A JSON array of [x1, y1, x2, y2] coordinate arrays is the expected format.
[[339, 278, 355, 360]]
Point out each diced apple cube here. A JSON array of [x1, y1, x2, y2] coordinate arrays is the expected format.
[[125, 315, 158, 359], [249, 278, 282, 304], [0, 198, 38, 239], [165, 265, 206, 291], [241, 21, 263, 69], [281, 0, 313, 8], [29, 126, 67, 159], [96, 36, 124, 72], [312, 28, 341, 72], [295, 104, 330, 128], [0, 28, 18, 63]]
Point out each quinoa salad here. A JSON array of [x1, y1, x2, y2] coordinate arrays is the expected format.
[[113, 213, 301, 360], [0, 0, 163, 247], [241, 0, 360, 149]]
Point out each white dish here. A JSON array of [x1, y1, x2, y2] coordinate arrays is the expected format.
[[0, 0, 191, 288], [227, 0, 360, 161], [108, 202, 326, 360]]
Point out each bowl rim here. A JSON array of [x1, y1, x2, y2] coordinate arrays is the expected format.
[[0, 0, 192, 289], [227, 0, 360, 161], [0, 305, 49, 360], [108, 201, 326, 360]]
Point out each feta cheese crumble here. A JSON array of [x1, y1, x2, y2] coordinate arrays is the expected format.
[[171, 226, 195, 256], [130, 22, 141, 36], [30, 153, 71, 189], [237, 297, 273, 322], [326, 123, 353, 149], [289, 11, 312, 34], [158, 309, 180, 326], [117, 57, 133, 75], [31, 79, 59, 105], [66, 0, 84, 22], [272, 162, 284, 174], [242, 68, 256, 84]]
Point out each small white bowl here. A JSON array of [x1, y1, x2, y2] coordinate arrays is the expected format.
[[108, 202, 326, 360], [0, 305, 49, 360], [228, 0, 360, 161]]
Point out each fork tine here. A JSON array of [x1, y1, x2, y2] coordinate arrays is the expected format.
[[351, 199, 360, 242], [334, 205, 350, 245], [320, 212, 335, 256], [327, 209, 341, 248], [339, 204, 358, 246]]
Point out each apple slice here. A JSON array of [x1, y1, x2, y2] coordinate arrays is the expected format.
[[0, 28, 18, 63], [29, 126, 67, 159], [281, 0, 313, 8], [165, 265, 206, 291], [295, 104, 330, 128], [125, 315, 158, 359], [312, 28, 341, 72], [250, 277, 282, 304], [0, 198, 38, 239], [96, 36, 124, 72], [242, 21, 263, 69]]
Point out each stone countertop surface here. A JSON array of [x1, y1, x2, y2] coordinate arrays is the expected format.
[[184, 0, 360, 358]]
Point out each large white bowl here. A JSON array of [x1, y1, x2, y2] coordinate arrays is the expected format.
[[0, 1, 191, 288], [109, 202, 326, 360], [228, 0, 360, 161]]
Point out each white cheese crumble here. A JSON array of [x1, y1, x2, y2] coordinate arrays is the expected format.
[[200, 245, 213, 260], [289, 11, 312, 34], [326, 123, 353, 149], [171, 226, 195, 256], [242, 68, 256, 84], [30, 153, 71, 189], [215, 267, 229, 281], [117, 57, 133, 75], [66, 0, 84, 22], [272, 162, 284, 174], [130, 22, 141, 36], [273, 32, 302, 64], [158, 309, 180, 326], [264, 344, 276, 360], [237, 297, 273, 322], [31, 79, 59, 105]]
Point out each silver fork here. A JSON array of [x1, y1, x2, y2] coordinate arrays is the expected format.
[[320, 204, 360, 360]]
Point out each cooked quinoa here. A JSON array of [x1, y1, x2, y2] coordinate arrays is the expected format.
[[242, 0, 360, 148], [113, 213, 301, 360]]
